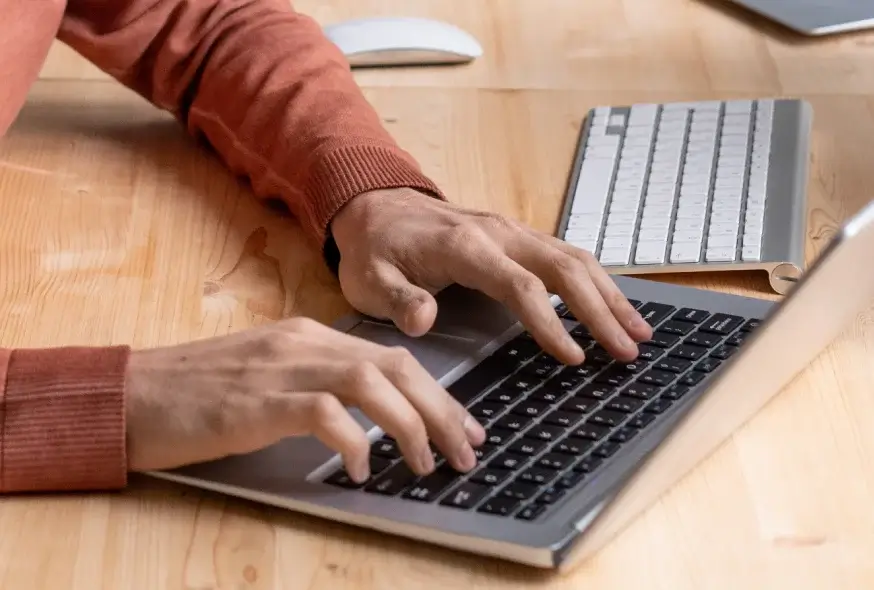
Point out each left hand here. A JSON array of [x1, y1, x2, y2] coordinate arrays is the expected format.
[[329, 188, 653, 365]]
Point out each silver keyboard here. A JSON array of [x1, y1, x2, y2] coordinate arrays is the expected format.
[[556, 99, 813, 294]]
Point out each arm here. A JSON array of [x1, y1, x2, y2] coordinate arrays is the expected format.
[[58, 0, 444, 251], [0, 346, 129, 493]]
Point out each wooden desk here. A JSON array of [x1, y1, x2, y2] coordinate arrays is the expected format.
[[2, 0, 873, 587]]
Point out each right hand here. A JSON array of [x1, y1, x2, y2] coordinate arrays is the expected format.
[[124, 317, 487, 483]]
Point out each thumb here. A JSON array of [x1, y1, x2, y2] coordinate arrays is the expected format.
[[340, 261, 438, 337]]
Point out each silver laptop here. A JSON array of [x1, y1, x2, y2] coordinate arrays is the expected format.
[[149, 199, 874, 570], [726, 0, 874, 35]]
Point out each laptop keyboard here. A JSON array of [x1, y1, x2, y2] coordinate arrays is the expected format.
[[324, 299, 760, 521]]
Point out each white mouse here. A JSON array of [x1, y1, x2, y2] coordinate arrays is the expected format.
[[323, 16, 483, 67]]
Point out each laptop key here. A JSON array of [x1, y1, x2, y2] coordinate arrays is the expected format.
[[372, 439, 401, 459], [529, 387, 569, 404], [624, 382, 661, 400], [694, 358, 721, 373], [644, 398, 673, 414], [560, 397, 599, 414], [524, 424, 565, 442], [518, 466, 558, 485], [469, 401, 504, 420], [554, 438, 593, 455], [637, 302, 676, 326], [535, 487, 566, 504], [710, 345, 737, 360], [655, 357, 692, 373], [670, 345, 707, 361], [512, 400, 551, 418], [680, 370, 706, 386], [493, 415, 532, 432], [700, 313, 744, 335], [470, 467, 512, 486], [474, 444, 499, 462], [365, 462, 418, 496], [402, 465, 462, 502], [594, 441, 621, 458], [610, 426, 639, 443], [594, 367, 635, 387], [501, 481, 540, 501], [478, 495, 521, 516], [440, 482, 490, 509], [627, 411, 656, 429], [484, 389, 524, 404], [577, 383, 616, 400], [571, 423, 611, 441], [555, 470, 587, 489], [663, 384, 690, 400], [324, 470, 365, 489], [491, 452, 527, 470], [509, 439, 547, 456], [639, 369, 675, 387], [648, 331, 681, 348], [542, 409, 584, 428], [538, 453, 574, 470], [685, 331, 721, 348], [516, 503, 548, 521], [606, 396, 645, 414], [659, 320, 694, 336], [740, 319, 761, 331], [574, 455, 603, 473], [672, 308, 710, 324], [484, 428, 514, 446]]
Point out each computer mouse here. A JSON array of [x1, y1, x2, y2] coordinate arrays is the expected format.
[[323, 16, 483, 68]]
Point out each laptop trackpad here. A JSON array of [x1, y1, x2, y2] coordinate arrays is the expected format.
[[347, 320, 482, 378]]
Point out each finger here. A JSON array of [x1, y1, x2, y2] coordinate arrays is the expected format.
[[377, 346, 485, 472], [285, 392, 372, 483], [447, 237, 585, 365], [527, 230, 652, 342], [503, 232, 641, 361], [340, 261, 438, 337], [297, 360, 435, 476]]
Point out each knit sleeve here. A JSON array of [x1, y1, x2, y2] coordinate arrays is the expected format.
[[0, 346, 129, 493], [59, 0, 445, 250]]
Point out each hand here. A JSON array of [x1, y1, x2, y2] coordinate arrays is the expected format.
[[330, 188, 653, 364], [124, 318, 486, 482]]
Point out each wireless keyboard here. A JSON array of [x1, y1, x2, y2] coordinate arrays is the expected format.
[[556, 99, 813, 294]]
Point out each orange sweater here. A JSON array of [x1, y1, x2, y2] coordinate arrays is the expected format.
[[0, 0, 442, 493]]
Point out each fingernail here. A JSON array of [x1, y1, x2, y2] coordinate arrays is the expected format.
[[463, 415, 486, 444], [419, 448, 435, 474], [455, 443, 477, 471], [349, 459, 370, 483]]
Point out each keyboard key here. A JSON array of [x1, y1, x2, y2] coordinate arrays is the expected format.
[[648, 331, 681, 348], [511, 401, 551, 418], [694, 358, 721, 373], [509, 439, 547, 456], [535, 487, 566, 504], [372, 439, 401, 459], [501, 481, 541, 501], [637, 302, 676, 327], [680, 371, 706, 386], [529, 387, 569, 404], [624, 382, 661, 399], [658, 320, 694, 336], [595, 441, 621, 458], [516, 503, 548, 521], [478, 495, 521, 516], [590, 410, 626, 428], [635, 343, 666, 362], [542, 409, 584, 428], [740, 319, 761, 331], [610, 427, 639, 443], [644, 398, 673, 415], [572, 423, 611, 440], [559, 397, 599, 414], [577, 383, 616, 400], [594, 366, 635, 386], [484, 389, 524, 404], [628, 411, 656, 429], [402, 465, 462, 502], [573, 456, 604, 473], [554, 438, 593, 455], [606, 396, 645, 413], [491, 452, 527, 470], [710, 345, 737, 360], [672, 308, 710, 323], [493, 415, 532, 432], [474, 444, 499, 462], [700, 313, 745, 335], [470, 468, 512, 486], [524, 424, 566, 442], [663, 385, 690, 400], [365, 462, 418, 496], [325, 470, 366, 489], [685, 331, 722, 347], [670, 345, 707, 361], [655, 357, 693, 373], [537, 453, 573, 470], [505, 378, 538, 393], [725, 331, 749, 347], [440, 482, 490, 509], [639, 369, 676, 387], [519, 467, 558, 485], [469, 401, 504, 420]]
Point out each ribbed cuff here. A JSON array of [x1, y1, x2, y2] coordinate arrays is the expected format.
[[302, 144, 446, 274], [0, 346, 130, 493]]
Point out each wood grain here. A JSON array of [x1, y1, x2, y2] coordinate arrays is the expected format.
[[2, 0, 873, 588]]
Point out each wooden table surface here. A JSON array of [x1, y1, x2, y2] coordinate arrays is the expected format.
[[2, 0, 874, 587]]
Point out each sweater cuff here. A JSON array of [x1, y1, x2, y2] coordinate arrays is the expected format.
[[0, 346, 130, 493], [303, 144, 446, 275]]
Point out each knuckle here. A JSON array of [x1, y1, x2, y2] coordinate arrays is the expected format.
[[347, 360, 382, 390], [443, 222, 487, 252], [256, 330, 295, 358], [553, 253, 585, 277], [383, 345, 418, 376], [509, 272, 547, 298], [480, 211, 513, 232], [310, 393, 344, 423]]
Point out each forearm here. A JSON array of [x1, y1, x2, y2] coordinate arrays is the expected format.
[[59, 0, 443, 247], [0, 346, 129, 493]]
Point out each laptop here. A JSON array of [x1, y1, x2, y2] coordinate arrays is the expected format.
[[725, 0, 874, 35], [149, 198, 874, 570]]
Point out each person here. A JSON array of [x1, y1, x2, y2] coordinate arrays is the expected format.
[[0, 0, 652, 495]]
